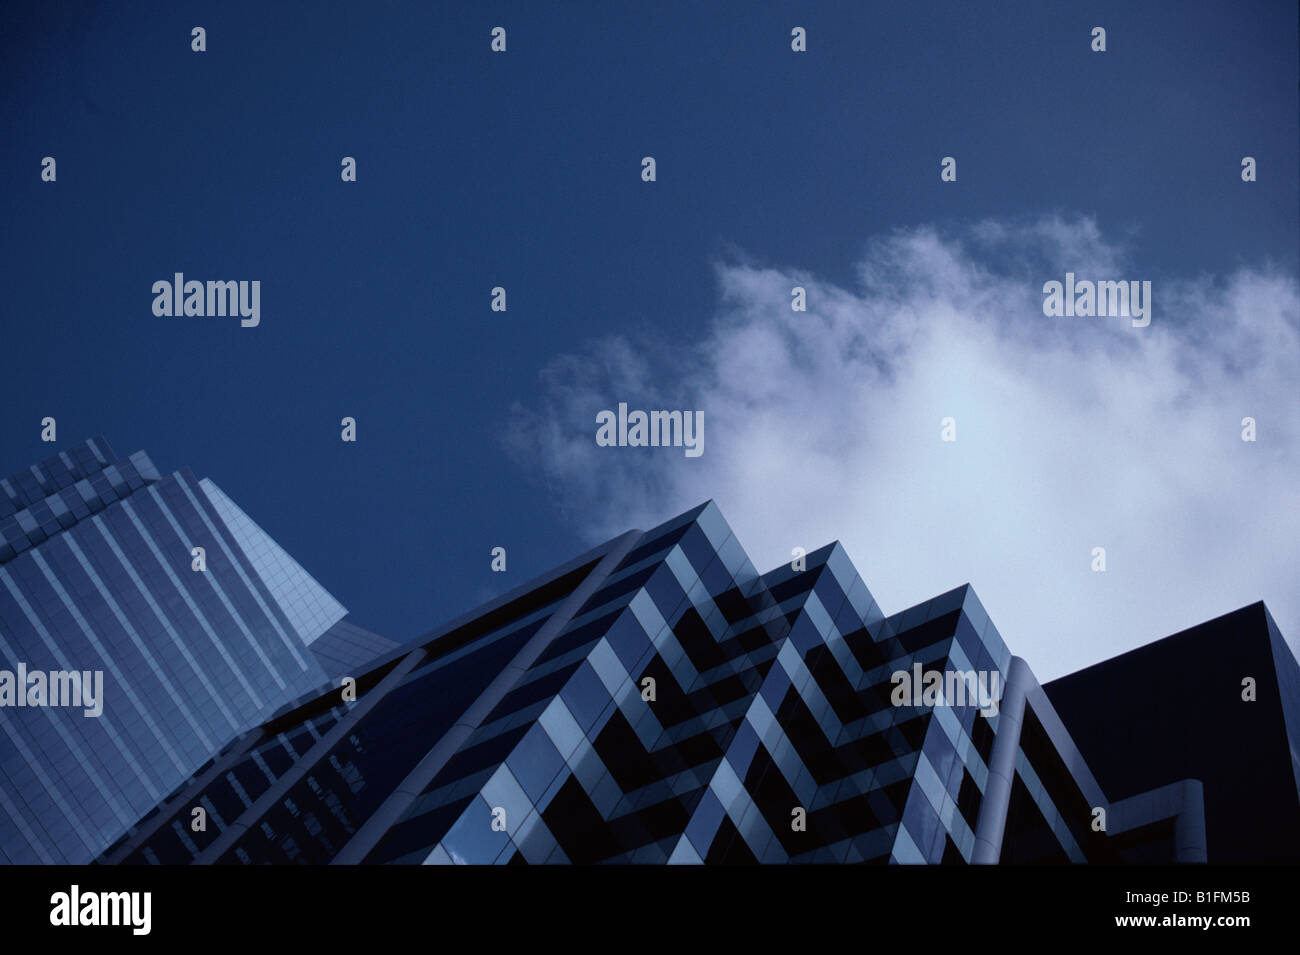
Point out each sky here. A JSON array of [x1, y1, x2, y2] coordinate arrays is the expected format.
[[2, 1, 1296, 680]]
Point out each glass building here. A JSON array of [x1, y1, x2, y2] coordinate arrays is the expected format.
[[1045, 602, 1300, 863], [98, 499, 1297, 865], [0, 438, 394, 863]]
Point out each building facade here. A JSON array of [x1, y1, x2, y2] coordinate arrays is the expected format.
[[98, 499, 1296, 865], [0, 438, 393, 863], [1045, 602, 1300, 863]]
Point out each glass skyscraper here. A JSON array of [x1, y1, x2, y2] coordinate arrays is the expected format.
[[0, 438, 394, 864], [97, 499, 1299, 865]]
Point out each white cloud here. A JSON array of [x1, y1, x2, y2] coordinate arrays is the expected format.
[[506, 216, 1300, 680]]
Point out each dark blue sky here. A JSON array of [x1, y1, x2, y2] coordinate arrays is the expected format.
[[3, 1, 1296, 643]]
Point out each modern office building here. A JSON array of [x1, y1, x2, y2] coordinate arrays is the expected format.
[[0, 438, 394, 864], [98, 499, 1297, 865], [1045, 602, 1300, 864]]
